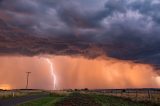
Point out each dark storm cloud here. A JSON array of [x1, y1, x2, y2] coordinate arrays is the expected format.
[[0, 0, 160, 68]]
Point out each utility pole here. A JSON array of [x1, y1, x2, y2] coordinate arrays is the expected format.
[[26, 72, 31, 89]]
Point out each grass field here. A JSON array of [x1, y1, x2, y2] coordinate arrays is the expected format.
[[17, 92, 160, 106], [105, 92, 160, 104], [91, 93, 159, 106], [17, 96, 63, 106], [91, 89, 160, 104], [0, 90, 46, 99], [17, 93, 65, 106], [0, 91, 28, 99]]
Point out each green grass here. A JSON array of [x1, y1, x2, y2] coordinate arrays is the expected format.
[[90, 94, 160, 106], [17, 92, 160, 106], [17, 94, 64, 106], [55, 92, 101, 106]]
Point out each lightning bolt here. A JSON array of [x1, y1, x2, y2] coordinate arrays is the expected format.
[[45, 58, 57, 90]]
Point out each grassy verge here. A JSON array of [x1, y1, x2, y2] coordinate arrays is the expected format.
[[55, 92, 101, 106], [90, 93, 160, 106], [0, 90, 47, 100], [16, 92, 160, 106], [17, 93, 64, 106], [0, 91, 28, 99]]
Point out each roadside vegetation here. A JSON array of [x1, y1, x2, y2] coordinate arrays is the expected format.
[[90, 93, 160, 106], [17, 92, 160, 106], [0, 91, 27, 99], [17, 93, 65, 106], [0, 90, 46, 99], [103, 92, 160, 104]]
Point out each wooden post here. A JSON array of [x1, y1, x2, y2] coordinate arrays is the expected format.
[[121, 91, 123, 96], [12, 91, 15, 97], [135, 90, 138, 101], [148, 89, 151, 100], [128, 90, 129, 98]]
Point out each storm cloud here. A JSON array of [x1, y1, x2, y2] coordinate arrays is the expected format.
[[0, 0, 160, 68]]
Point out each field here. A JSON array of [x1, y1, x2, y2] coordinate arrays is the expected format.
[[91, 89, 160, 104], [17, 93, 65, 106], [0, 89, 46, 99], [15, 90, 160, 106], [0, 89, 160, 106]]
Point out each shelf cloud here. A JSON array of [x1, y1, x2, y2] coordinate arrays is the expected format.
[[0, 0, 160, 68]]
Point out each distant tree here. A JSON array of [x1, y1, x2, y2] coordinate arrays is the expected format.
[[74, 89, 78, 91], [84, 88, 89, 91], [122, 89, 126, 93]]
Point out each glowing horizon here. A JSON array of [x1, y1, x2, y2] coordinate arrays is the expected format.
[[0, 56, 160, 90], [0, 84, 11, 90]]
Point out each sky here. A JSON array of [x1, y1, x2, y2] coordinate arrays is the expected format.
[[0, 0, 160, 90]]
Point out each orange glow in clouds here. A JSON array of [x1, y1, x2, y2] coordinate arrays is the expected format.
[[54, 56, 160, 89], [0, 56, 160, 90]]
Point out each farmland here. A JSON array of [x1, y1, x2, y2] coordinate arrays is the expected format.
[[90, 88, 160, 104], [0, 89, 160, 106], [0, 89, 46, 99]]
